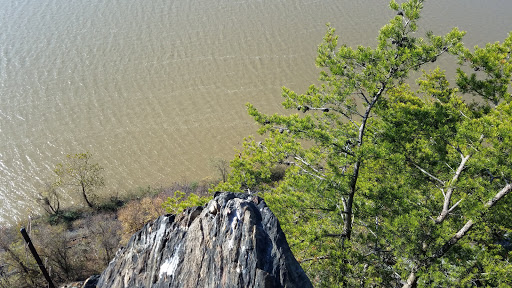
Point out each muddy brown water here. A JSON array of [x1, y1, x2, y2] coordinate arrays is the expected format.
[[1, 0, 511, 224]]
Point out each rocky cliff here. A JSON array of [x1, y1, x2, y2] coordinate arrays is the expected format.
[[97, 192, 312, 288]]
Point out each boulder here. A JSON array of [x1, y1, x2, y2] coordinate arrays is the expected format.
[[97, 192, 312, 288]]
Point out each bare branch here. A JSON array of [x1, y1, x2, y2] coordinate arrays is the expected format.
[[300, 105, 331, 113], [435, 154, 470, 224], [484, 182, 512, 209], [356, 220, 378, 238], [332, 143, 356, 157], [301, 206, 337, 212], [408, 159, 445, 186], [350, 108, 364, 118], [404, 46, 450, 72], [445, 141, 464, 157], [330, 107, 360, 128], [359, 90, 370, 105], [341, 196, 347, 216], [404, 182, 512, 287], [294, 155, 326, 178], [447, 198, 463, 214]]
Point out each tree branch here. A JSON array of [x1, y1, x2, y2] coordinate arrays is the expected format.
[[332, 143, 355, 157], [342, 83, 388, 241], [408, 159, 445, 186], [300, 105, 331, 113], [446, 198, 463, 214], [359, 90, 370, 105], [484, 182, 512, 209], [330, 107, 359, 128], [324, 233, 347, 238], [299, 255, 329, 263], [403, 182, 512, 287], [435, 154, 470, 224], [294, 155, 326, 180], [302, 207, 337, 212]]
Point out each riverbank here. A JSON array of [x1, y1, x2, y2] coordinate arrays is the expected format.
[[0, 180, 214, 288]]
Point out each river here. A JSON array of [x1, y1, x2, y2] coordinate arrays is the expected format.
[[1, 0, 511, 224]]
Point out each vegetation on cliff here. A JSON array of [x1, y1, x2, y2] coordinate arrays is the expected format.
[[0, 166, 215, 288], [216, 0, 512, 286]]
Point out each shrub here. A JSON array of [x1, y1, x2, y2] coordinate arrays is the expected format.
[[161, 191, 211, 215], [33, 224, 87, 283], [117, 197, 165, 244], [85, 213, 122, 266]]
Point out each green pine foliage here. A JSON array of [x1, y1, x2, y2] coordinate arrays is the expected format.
[[162, 191, 211, 215], [216, 0, 512, 286]]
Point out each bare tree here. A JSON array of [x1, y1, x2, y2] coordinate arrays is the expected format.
[[87, 213, 121, 265], [37, 182, 61, 215], [210, 158, 229, 182]]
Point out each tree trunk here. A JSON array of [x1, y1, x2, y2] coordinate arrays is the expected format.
[[82, 182, 93, 208]]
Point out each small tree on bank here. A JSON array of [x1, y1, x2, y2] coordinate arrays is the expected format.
[[37, 182, 61, 215], [217, 0, 512, 286], [54, 152, 105, 208]]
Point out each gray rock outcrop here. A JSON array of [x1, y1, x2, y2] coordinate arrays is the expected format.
[[97, 192, 312, 288]]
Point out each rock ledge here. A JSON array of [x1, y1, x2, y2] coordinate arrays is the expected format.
[[97, 192, 312, 288]]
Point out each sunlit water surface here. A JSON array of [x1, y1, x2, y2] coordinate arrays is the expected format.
[[1, 0, 511, 224]]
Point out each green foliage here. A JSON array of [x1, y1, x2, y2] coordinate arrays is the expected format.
[[457, 32, 512, 104], [95, 196, 124, 212], [47, 209, 82, 226], [162, 191, 211, 215], [217, 0, 512, 286], [53, 152, 105, 208]]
